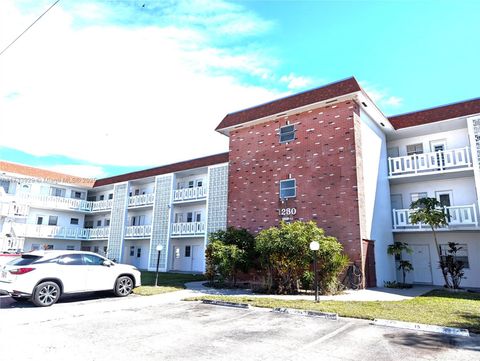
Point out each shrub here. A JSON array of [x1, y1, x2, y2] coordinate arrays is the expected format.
[[255, 221, 349, 294], [205, 227, 255, 286]]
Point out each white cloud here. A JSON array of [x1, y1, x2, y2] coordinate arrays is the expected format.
[[360, 81, 403, 109], [0, 0, 290, 168], [279, 73, 313, 90], [40, 164, 106, 178]]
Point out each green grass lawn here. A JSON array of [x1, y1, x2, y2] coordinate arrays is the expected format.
[[134, 272, 205, 296], [187, 290, 480, 333]]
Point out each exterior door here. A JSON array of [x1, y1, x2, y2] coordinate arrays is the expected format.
[[172, 246, 181, 270], [191, 245, 203, 272], [411, 245, 433, 284]]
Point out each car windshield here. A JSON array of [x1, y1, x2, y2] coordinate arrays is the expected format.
[[8, 255, 43, 266]]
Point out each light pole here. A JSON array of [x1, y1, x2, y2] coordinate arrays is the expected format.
[[309, 241, 320, 303], [155, 244, 163, 287]]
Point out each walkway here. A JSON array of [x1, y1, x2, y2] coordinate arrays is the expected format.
[[185, 281, 437, 301]]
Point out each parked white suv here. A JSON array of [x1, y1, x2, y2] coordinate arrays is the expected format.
[[0, 251, 141, 307]]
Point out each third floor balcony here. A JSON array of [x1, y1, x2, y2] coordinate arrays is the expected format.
[[388, 147, 473, 180]]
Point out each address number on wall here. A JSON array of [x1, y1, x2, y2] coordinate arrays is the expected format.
[[279, 208, 297, 216]]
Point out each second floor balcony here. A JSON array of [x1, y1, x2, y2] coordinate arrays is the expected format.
[[173, 187, 207, 202], [388, 147, 473, 179], [171, 222, 205, 237], [392, 204, 479, 231], [124, 225, 152, 239]]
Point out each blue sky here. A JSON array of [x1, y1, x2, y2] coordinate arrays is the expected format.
[[1, 0, 479, 178]]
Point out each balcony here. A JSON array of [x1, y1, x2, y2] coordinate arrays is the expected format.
[[0, 236, 24, 252], [392, 204, 479, 231], [15, 193, 92, 212], [171, 222, 205, 237], [0, 201, 29, 217], [388, 147, 473, 179], [125, 225, 152, 239], [173, 187, 207, 202], [90, 199, 113, 212], [128, 194, 154, 208], [12, 224, 111, 240]]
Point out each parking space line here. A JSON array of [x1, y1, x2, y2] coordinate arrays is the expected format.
[[301, 322, 354, 350]]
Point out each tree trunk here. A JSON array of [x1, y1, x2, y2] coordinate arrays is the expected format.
[[431, 226, 450, 287]]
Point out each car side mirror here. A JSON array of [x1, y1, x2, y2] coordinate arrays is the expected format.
[[103, 260, 113, 267]]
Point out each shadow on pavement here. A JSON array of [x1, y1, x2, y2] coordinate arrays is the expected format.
[[384, 331, 480, 352], [0, 291, 117, 309]]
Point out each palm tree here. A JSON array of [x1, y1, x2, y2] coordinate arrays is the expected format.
[[409, 197, 449, 287]]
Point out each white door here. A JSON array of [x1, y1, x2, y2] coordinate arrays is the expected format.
[[172, 246, 181, 270], [411, 245, 433, 284], [191, 245, 203, 272]]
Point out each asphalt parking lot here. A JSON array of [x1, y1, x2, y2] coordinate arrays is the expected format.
[[1, 292, 479, 361]]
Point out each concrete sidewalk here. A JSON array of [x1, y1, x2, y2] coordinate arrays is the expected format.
[[185, 281, 436, 301]]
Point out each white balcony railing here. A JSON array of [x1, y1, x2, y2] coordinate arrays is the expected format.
[[90, 199, 113, 212], [88, 226, 110, 239], [8, 193, 113, 212], [392, 204, 478, 230], [125, 225, 152, 238], [173, 187, 207, 202], [128, 194, 155, 208], [0, 201, 29, 217], [11, 224, 110, 240], [171, 222, 205, 236], [0, 236, 24, 252], [388, 147, 472, 177]]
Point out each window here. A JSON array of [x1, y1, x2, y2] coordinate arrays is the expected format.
[[280, 179, 296, 199], [130, 246, 135, 256], [44, 244, 54, 250], [87, 195, 96, 202], [71, 191, 83, 199], [279, 124, 295, 143], [99, 195, 105, 201], [196, 180, 203, 188], [48, 216, 58, 226], [406, 143, 424, 156], [0, 180, 10, 193], [84, 221, 94, 229], [108, 193, 113, 200], [439, 244, 469, 268], [187, 212, 193, 223], [195, 212, 202, 222], [410, 192, 428, 203], [59, 254, 83, 265], [94, 246, 99, 254], [66, 245, 75, 251], [70, 218, 79, 225], [37, 216, 44, 225], [135, 189, 140, 196], [188, 181, 194, 188], [105, 219, 110, 226], [137, 248, 141, 258], [81, 246, 91, 252], [185, 246, 191, 257], [83, 254, 105, 266], [175, 213, 183, 223], [51, 187, 66, 197], [103, 246, 108, 254], [96, 220, 102, 227]]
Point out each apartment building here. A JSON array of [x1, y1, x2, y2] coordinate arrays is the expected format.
[[1, 77, 479, 287]]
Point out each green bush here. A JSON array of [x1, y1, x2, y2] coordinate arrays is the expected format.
[[256, 221, 349, 294], [205, 227, 255, 286]]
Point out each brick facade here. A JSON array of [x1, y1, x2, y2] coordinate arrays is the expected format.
[[227, 100, 364, 264]]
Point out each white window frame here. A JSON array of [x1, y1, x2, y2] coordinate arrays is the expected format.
[[410, 192, 428, 203], [48, 215, 58, 226], [406, 143, 424, 156]]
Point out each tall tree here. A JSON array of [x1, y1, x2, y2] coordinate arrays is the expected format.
[[409, 197, 449, 287]]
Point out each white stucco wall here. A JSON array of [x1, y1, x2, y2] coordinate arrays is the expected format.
[[359, 109, 396, 286]]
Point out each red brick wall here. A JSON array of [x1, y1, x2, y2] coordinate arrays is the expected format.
[[227, 100, 363, 264]]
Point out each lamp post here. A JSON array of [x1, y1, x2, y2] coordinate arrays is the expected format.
[[155, 244, 163, 287], [309, 241, 320, 303]]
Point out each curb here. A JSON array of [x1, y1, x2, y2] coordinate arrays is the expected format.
[[272, 307, 338, 320], [373, 319, 470, 337], [201, 299, 250, 309]]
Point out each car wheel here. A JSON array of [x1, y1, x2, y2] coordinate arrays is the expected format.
[[114, 276, 133, 297], [32, 281, 61, 307]]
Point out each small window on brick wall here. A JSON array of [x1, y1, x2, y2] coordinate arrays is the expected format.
[[280, 179, 296, 199], [279, 124, 295, 143]]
